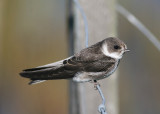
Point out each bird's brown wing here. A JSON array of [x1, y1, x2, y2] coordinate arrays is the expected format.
[[64, 55, 117, 73]]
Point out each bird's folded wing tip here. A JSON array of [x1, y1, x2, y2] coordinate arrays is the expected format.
[[29, 80, 46, 85]]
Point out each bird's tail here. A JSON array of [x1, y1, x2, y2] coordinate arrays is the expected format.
[[20, 66, 54, 85], [20, 66, 74, 85], [20, 57, 74, 85]]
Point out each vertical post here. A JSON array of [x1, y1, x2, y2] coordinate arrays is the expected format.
[[69, 0, 118, 114], [67, 0, 81, 114]]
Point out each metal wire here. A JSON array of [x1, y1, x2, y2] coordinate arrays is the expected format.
[[97, 85, 107, 114], [73, 0, 107, 114], [73, 0, 89, 47], [116, 4, 160, 52]]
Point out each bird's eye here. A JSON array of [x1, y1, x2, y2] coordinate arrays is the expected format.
[[114, 45, 120, 50]]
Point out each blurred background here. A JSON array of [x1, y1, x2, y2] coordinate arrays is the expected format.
[[118, 0, 160, 114], [0, 0, 160, 114], [0, 0, 69, 114]]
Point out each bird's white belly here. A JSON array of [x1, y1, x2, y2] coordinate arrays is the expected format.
[[73, 72, 106, 82]]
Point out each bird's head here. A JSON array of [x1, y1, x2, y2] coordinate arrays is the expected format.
[[102, 37, 129, 59]]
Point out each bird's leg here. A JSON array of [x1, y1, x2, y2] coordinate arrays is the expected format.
[[93, 80, 100, 90]]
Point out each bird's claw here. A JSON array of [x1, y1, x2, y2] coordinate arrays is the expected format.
[[93, 80, 100, 90]]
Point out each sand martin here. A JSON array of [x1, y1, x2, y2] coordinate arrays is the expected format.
[[20, 37, 129, 85]]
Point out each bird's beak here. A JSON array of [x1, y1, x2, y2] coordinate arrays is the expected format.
[[124, 49, 130, 52]]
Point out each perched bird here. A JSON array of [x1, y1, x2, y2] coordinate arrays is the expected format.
[[20, 37, 129, 85]]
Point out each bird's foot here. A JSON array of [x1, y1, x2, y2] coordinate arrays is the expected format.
[[93, 80, 100, 90]]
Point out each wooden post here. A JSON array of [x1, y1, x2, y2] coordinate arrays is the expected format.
[[67, 0, 81, 114], [69, 0, 118, 114]]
